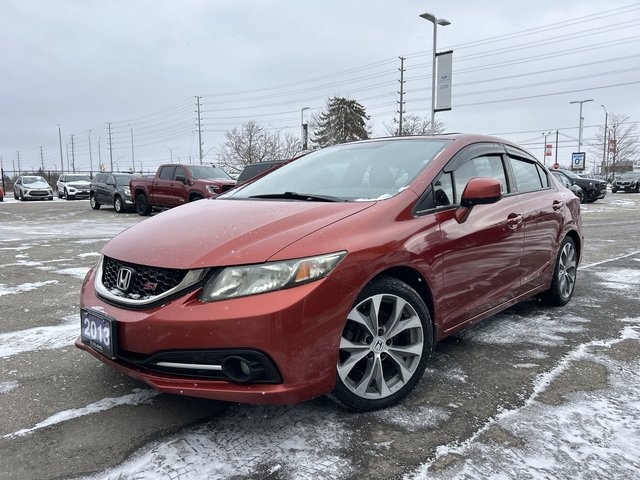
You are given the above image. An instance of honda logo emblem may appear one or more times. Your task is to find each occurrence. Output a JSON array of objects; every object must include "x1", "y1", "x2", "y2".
[{"x1": 116, "y1": 267, "x2": 135, "y2": 292}]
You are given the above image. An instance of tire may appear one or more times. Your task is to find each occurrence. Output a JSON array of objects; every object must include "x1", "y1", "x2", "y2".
[
  {"x1": 90, "y1": 194, "x2": 101, "y2": 210},
  {"x1": 189, "y1": 193, "x2": 203, "y2": 202},
  {"x1": 577, "y1": 190, "x2": 585, "y2": 204},
  {"x1": 611, "y1": 189, "x2": 617, "y2": 193},
  {"x1": 332, "y1": 276, "x2": 433, "y2": 411},
  {"x1": 58, "y1": 189, "x2": 63, "y2": 198},
  {"x1": 136, "y1": 193, "x2": 151, "y2": 216},
  {"x1": 540, "y1": 236, "x2": 578, "y2": 306},
  {"x1": 114, "y1": 196, "x2": 124, "y2": 213},
  {"x1": 18, "y1": 190, "x2": 24, "y2": 201},
  {"x1": 63, "y1": 188, "x2": 68, "y2": 200}
]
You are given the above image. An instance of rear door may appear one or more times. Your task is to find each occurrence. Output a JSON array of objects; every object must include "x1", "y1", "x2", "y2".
[
  {"x1": 152, "y1": 166, "x2": 176, "y2": 206},
  {"x1": 506, "y1": 148, "x2": 564, "y2": 292},
  {"x1": 433, "y1": 144, "x2": 525, "y2": 333}
]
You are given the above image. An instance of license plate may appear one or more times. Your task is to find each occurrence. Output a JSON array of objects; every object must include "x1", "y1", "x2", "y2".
[{"x1": 81, "y1": 309, "x2": 117, "y2": 359}]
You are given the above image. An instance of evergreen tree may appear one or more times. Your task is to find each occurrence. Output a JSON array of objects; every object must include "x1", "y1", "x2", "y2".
[{"x1": 312, "y1": 97, "x2": 370, "y2": 148}]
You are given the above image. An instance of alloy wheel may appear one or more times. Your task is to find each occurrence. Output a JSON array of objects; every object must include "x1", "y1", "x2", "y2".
[
  {"x1": 557, "y1": 241, "x2": 577, "y2": 299},
  {"x1": 338, "y1": 293, "x2": 424, "y2": 400}
]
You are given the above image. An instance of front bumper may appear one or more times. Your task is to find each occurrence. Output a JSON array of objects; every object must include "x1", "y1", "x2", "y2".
[
  {"x1": 66, "y1": 187, "x2": 90, "y2": 198},
  {"x1": 21, "y1": 189, "x2": 53, "y2": 199},
  {"x1": 77, "y1": 268, "x2": 357, "y2": 404}
]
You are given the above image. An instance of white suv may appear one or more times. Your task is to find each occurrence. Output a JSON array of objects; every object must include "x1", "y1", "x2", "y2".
[{"x1": 57, "y1": 174, "x2": 92, "y2": 200}]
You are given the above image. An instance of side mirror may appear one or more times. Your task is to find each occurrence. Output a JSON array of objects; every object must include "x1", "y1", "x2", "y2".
[
  {"x1": 455, "y1": 178, "x2": 502, "y2": 223},
  {"x1": 175, "y1": 175, "x2": 187, "y2": 184}
]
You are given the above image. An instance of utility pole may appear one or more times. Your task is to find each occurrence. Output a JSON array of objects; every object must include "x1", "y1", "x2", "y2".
[
  {"x1": 130, "y1": 126, "x2": 135, "y2": 172},
  {"x1": 569, "y1": 99, "x2": 593, "y2": 154},
  {"x1": 70, "y1": 134, "x2": 76, "y2": 173},
  {"x1": 88, "y1": 130, "x2": 93, "y2": 177},
  {"x1": 196, "y1": 96, "x2": 204, "y2": 164},
  {"x1": 0, "y1": 156, "x2": 4, "y2": 193},
  {"x1": 58, "y1": 125, "x2": 64, "y2": 173},
  {"x1": 554, "y1": 130, "x2": 559, "y2": 165},
  {"x1": 39, "y1": 146, "x2": 44, "y2": 171},
  {"x1": 397, "y1": 56, "x2": 406, "y2": 136},
  {"x1": 108, "y1": 122, "x2": 113, "y2": 172},
  {"x1": 17, "y1": 151, "x2": 21, "y2": 175},
  {"x1": 98, "y1": 137, "x2": 102, "y2": 171}
]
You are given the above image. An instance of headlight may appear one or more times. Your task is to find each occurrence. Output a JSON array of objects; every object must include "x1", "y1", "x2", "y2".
[
  {"x1": 200, "y1": 251, "x2": 346, "y2": 302},
  {"x1": 588, "y1": 181, "x2": 594, "y2": 187},
  {"x1": 206, "y1": 185, "x2": 220, "y2": 194},
  {"x1": 123, "y1": 188, "x2": 131, "y2": 196}
]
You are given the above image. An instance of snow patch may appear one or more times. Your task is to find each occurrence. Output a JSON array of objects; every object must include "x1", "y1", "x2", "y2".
[
  {"x1": 4, "y1": 389, "x2": 159, "y2": 438},
  {"x1": 0, "y1": 380, "x2": 19, "y2": 394},
  {"x1": 54, "y1": 267, "x2": 91, "y2": 279},
  {"x1": 0, "y1": 280, "x2": 58, "y2": 297},
  {"x1": 0, "y1": 313, "x2": 78, "y2": 358},
  {"x1": 374, "y1": 405, "x2": 451, "y2": 432}
]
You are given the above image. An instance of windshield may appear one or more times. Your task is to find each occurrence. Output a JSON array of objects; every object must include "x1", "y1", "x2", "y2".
[
  {"x1": 23, "y1": 176, "x2": 47, "y2": 184},
  {"x1": 188, "y1": 165, "x2": 232, "y2": 181},
  {"x1": 114, "y1": 174, "x2": 137, "y2": 185},
  {"x1": 66, "y1": 175, "x2": 91, "y2": 182},
  {"x1": 562, "y1": 170, "x2": 581, "y2": 180},
  {"x1": 226, "y1": 139, "x2": 449, "y2": 201},
  {"x1": 619, "y1": 172, "x2": 640, "y2": 179}
]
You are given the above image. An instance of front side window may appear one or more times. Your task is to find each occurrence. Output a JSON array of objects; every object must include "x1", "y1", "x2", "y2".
[
  {"x1": 159, "y1": 166, "x2": 175, "y2": 180},
  {"x1": 227, "y1": 139, "x2": 449, "y2": 202},
  {"x1": 452, "y1": 155, "x2": 508, "y2": 203}
]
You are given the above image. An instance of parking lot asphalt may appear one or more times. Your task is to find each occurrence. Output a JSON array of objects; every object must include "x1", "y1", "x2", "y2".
[{"x1": 0, "y1": 194, "x2": 639, "y2": 480}]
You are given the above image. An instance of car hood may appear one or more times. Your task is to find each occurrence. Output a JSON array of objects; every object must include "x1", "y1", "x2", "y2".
[
  {"x1": 68, "y1": 181, "x2": 91, "y2": 187},
  {"x1": 101, "y1": 199, "x2": 374, "y2": 269},
  {"x1": 23, "y1": 181, "x2": 50, "y2": 189}
]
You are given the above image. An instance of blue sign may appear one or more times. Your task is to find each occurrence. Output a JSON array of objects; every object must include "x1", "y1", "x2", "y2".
[{"x1": 571, "y1": 152, "x2": 586, "y2": 171}]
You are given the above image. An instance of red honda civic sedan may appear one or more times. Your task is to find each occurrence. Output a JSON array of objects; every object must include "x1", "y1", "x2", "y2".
[{"x1": 76, "y1": 134, "x2": 582, "y2": 411}]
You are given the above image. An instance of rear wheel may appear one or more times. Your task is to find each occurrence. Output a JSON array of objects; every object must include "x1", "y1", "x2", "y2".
[
  {"x1": 90, "y1": 194, "x2": 101, "y2": 210},
  {"x1": 540, "y1": 236, "x2": 577, "y2": 306},
  {"x1": 332, "y1": 277, "x2": 433, "y2": 411},
  {"x1": 63, "y1": 188, "x2": 68, "y2": 200},
  {"x1": 136, "y1": 193, "x2": 151, "y2": 216}
]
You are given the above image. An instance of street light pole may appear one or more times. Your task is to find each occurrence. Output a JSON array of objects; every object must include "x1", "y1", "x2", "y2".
[
  {"x1": 300, "y1": 107, "x2": 310, "y2": 150},
  {"x1": 88, "y1": 129, "x2": 93, "y2": 177},
  {"x1": 420, "y1": 12, "x2": 451, "y2": 135},
  {"x1": 569, "y1": 99, "x2": 593, "y2": 153},
  {"x1": 600, "y1": 105, "x2": 608, "y2": 176}
]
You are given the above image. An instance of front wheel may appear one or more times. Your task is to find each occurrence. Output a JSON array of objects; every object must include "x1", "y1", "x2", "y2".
[
  {"x1": 136, "y1": 194, "x2": 151, "y2": 216},
  {"x1": 540, "y1": 236, "x2": 578, "y2": 306},
  {"x1": 90, "y1": 194, "x2": 101, "y2": 210},
  {"x1": 114, "y1": 196, "x2": 124, "y2": 213},
  {"x1": 332, "y1": 277, "x2": 433, "y2": 411}
]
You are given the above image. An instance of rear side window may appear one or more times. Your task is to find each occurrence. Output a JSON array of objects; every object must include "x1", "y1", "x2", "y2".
[
  {"x1": 159, "y1": 166, "x2": 176, "y2": 180},
  {"x1": 509, "y1": 157, "x2": 544, "y2": 193}
]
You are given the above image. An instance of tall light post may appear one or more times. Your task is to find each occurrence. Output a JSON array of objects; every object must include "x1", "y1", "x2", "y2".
[
  {"x1": 601, "y1": 105, "x2": 608, "y2": 176},
  {"x1": 164, "y1": 146, "x2": 177, "y2": 163},
  {"x1": 88, "y1": 129, "x2": 93, "y2": 177},
  {"x1": 569, "y1": 99, "x2": 593, "y2": 153},
  {"x1": 419, "y1": 12, "x2": 451, "y2": 134},
  {"x1": 300, "y1": 107, "x2": 310, "y2": 150}
]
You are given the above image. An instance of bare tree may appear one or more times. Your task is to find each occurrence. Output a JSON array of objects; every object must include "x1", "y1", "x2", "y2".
[
  {"x1": 216, "y1": 121, "x2": 301, "y2": 174},
  {"x1": 384, "y1": 113, "x2": 446, "y2": 136},
  {"x1": 588, "y1": 112, "x2": 639, "y2": 175}
]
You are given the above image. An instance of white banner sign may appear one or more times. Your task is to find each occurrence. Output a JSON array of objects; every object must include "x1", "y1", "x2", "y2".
[{"x1": 436, "y1": 51, "x2": 453, "y2": 111}]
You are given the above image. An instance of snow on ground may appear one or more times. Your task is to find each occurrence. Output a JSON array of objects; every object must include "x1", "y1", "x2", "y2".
[
  {"x1": 53, "y1": 267, "x2": 91, "y2": 279},
  {"x1": 0, "y1": 313, "x2": 78, "y2": 358},
  {"x1": 0, "y1": 280, "x2": 58, "y2": 297},
  {"x1": 408, "y1": 321, "x2": 640, "y2": 480},
  {"x1": 0, "y1": 380, "x2": 19, "y2": 394},
  {"x1": 4, "y1": 389, "x2": 160, "y2": 439},
  {"x1": 82, "y1": 405, "x2": 353, "y2": 480}
]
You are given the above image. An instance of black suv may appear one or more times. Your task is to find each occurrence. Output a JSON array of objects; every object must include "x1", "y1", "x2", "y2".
[
  {"x1": 612, "y1": 171, "x2": 640, "y2": 193},
  {"x1": 551, "y1": 168, "x2": 607, "y2": 203},
  {"x1": 90, "y1": 173, "x2": 138, "y2": 213}
]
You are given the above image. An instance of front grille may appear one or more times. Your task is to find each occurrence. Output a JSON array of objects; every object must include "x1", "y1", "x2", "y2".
[
  {"x1": 29, "y1": 190, "x2": 48, "y2": 196},
  {"x1": 102, "y1": 256, "x2": 188, "y2": 300}
]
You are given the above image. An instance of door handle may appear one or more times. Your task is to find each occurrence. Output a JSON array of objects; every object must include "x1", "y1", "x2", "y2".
[
  {"x1": 552, "y1": 200, "x2": 564, "y2": 210},
  {"x1": 506, "y1": 213, "x2": 524, "y2": 229}
]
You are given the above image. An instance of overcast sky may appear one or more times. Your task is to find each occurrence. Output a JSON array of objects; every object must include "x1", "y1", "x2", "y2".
[{"x1": 2, "y1": 0, "x2": 639, "y2": 175}]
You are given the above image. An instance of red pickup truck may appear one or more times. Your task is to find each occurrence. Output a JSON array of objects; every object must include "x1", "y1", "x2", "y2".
[{"x1": 130, "y1": 164, "x2": 236, "y2": 216}]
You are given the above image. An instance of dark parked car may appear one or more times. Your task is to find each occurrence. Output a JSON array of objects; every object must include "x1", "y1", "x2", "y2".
[
  {"x1": 90, "y1": 173, "x2": 139, "y2": 213},
  {"x1": 551, "y1": 170, "x2": 584, "y2": 203},
  {"x1": 236, "y1": 160, "x2": 287, "y2": 186},
  {"x1": 611, "y1": 171, "x2": 640, "y2": 193},
  {"x1": 13, "y1": 176, "x2": 54, "y2": 201},
  {"x1": 57, "y1": 174, "x2": 92, "y2": 199},
  {"x1": 77, "y1": 134, "x2": 582, "y2": 411},
  {"x1": 551, "y1": 168, "x2": 606, "y2": 203}
]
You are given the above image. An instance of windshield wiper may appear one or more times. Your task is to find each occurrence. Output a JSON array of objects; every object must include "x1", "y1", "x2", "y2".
[{"x1": 248, "y1": 191, "x2": 345, "y2": 202}]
